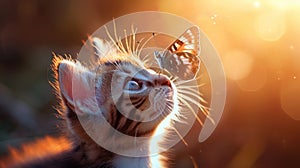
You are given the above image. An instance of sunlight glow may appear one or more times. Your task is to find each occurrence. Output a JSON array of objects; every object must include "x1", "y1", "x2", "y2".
[
  {"x1": 280, "y1": 80, "x2": 300, "y2": 121},
  {"x1": 6, "y1": 136, "x2": 71, "y2": 164},
  {"x1": 223, "y1": 50, "x2": 253, "y2": 81},
  {"x1": 236, "y1": 63, "x2": 267, "y2": 92},
  {"x1": 253, "y1": 1, "x2": 261, "y2": 8},
  {"x1": 254, "y1": 12, "x2": 286, "y2": 41},
  {"x1": 264, "y1": 0, "x2": 300, "y2": 10}
]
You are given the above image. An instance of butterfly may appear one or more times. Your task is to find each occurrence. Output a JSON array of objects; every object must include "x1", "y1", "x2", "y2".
[{"x1": 154, "y1": 26, "x2": 201, "y2": 80}]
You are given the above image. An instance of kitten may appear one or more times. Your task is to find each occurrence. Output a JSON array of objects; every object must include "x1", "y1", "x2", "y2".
[{"x1": 1, "y1": 27, "x2": 205, "y2": 168}]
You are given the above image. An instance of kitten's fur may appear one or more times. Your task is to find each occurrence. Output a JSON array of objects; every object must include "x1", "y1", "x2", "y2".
[
  {"x1": 1, "y1": 38, "x2": 179, "y2": 168},
  {"x1": 1, "y1": 27, "x2": 206, "y2": 167}
]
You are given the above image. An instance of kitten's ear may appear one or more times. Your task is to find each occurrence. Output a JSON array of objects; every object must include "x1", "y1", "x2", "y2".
[{"x1": 57, "y1": 60, "x2": 98, "y2": 115}]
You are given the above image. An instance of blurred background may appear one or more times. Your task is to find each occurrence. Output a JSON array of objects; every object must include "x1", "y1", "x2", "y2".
[{"x1": 0, "y1": 0, "x2": 300, "y2": 167}]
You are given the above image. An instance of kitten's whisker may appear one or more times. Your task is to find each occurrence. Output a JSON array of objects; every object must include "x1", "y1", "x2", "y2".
[
  {"x1": 178, "y1": 91, "x2": 208, "y2": 107},
  {"x1": 176, "y1": 84, "x2": 204, "y2": 89},
  {"x1": 164, "y1": 106, "x2": 172, "y2": 113},
  {"x1": 172, "y1": 127, "x2": 188, "y2": 147},
  {"x1": 178, "y1": 93, "x2": 214, "y2": 124},
  {"x1": 123, "y1": 29, "x2": 131, "y2": 54},
  {"x1": 177, "y1": 90, "x2": 204, "y2": 101},
  {"x1": 177, "y1": 89, "x2": 204, "y2": 101},
  {"x1": 113, "y1": 20, "x2": 121, "y2": 52},
  {"x1": 165, "y1": 99, "x2": 173, "y2": 103},
  {"x1": 131, "y1": 25, "x2": 137, "y2": 54},
  {"x1": 113, "y1": 61, "x2": 123, "y2": 71},
  {"x1": 147, "y1": 61, "x2": 155, "y2": 68},
  {"x1": 178, "y1": 88, "x2": 206, "y2": 99},
  {"x1": 104, "y1": 26, "x2": 124, "y2": 54},
  {"x1": 170, "y1": 76, "x2": 179, "y2": 83},
  {"x1": 190, "y1": 156, "x2": 199, "y2": 168},
  {"x1": 177, "y1": 96, "x2": 204, "y2": 126},
  {"x1": 137, "y1": 34, "x2": 156, "y2": 58},
  {"x1": 203, "y1": 107, "x2": 211, "y2": 116},
  {"x1": 165, "y1": 105, "x2": 172, "y2": 111},
  {"x1": 178, "y1": 94, "x2": 206, "y2": 113},
  {"x1": 135, "y1": 37, "x2": 145, "y2": 53},
  {"x1": 161, "y1": 109, "x2": 172, "y2": 118},
  {"x1": 201, "y1": 109, "x2": 215, "y2": 125},
  {"x1": 104, "y1": 22, "x2": 129, "y2": 55},
  {"x1": 161, "y1": 111, "x2": 168, "y2": 117},
  {"x1": 174, "y1": 75, "x2": 202, "y2": 85},
  {"x1": 117, "y1": 36, "x2": 127, "y2": 54},
  {"x1": 141, "y1": 54, "x2": 151, "y2": 65},
  {"x1": 128, "y1": 30, "x2": 132, "y2": 55},
  {"x1": 174, "y1": 78, "x2": 196, "y2": 85}
]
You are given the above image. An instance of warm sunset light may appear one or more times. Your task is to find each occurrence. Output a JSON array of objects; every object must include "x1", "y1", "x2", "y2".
[
  {"x1": 280, "y1": 79, "x2": 300, "y2": 120},
  {"x1": 2, "y1": 137, "x2": 71, "y2": 166},
  {"x1": 223, "y1": 50, "x2": 253, "y2": 81},
  {"x1": 236, "y1": 62, "x2": 267, "y2": 92},
  {"x1": 1, "y1": 0, "x2": 300, "y2": 167},
  {"x1": 254, "y1": 12, "x2": 286, "y2": 41},
  {"x1": 253, "y1": 1, "x2": 261, "y2": 8}
]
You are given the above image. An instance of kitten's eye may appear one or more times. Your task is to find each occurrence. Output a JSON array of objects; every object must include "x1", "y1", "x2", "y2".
[{"x1": 125, "y1": 80, "x2": 142, "y2": 91}]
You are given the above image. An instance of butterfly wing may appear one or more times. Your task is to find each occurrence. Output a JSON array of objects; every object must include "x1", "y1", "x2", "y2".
[{"x1": 154, "y1": 26, "x2": 200, "y2": 80}]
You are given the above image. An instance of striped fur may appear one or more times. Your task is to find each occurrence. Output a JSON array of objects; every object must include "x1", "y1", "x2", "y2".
[
  {"x1": 1, "y1": 28, "x2": 206, "y2": 167},
  {"x1": 51, "y1": 44, "x2": 176, "y2": 167}
]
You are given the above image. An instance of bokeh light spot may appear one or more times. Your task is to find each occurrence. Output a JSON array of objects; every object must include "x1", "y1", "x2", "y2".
[
  {"x1": 253, "y1": 1, "x2": 261, "y2": 8},
  {"x1": 210, "y1": 14, "x2": 218, "y2": 25},
  {"x1": 236, "y1": 62, "x2": 267, "y2": 92},
  {"x1": 280, "y1": 80, "x2": 300, "y2": 120},
  {"x1": 254, "y1": 12, "x2": 286, "y2": 41},
  {"x1": 223, "y1": 50, "x2": 254, "y2": 80}
]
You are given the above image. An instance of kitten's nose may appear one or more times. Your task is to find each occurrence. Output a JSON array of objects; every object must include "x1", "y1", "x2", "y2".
[{"x1": 154, "y1": 75, "x2": 172, "y2": 87}]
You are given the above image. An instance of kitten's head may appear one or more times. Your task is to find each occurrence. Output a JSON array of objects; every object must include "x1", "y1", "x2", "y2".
[{"x1": 53, "y1": 38, "x2": 177, "y2": 140}]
